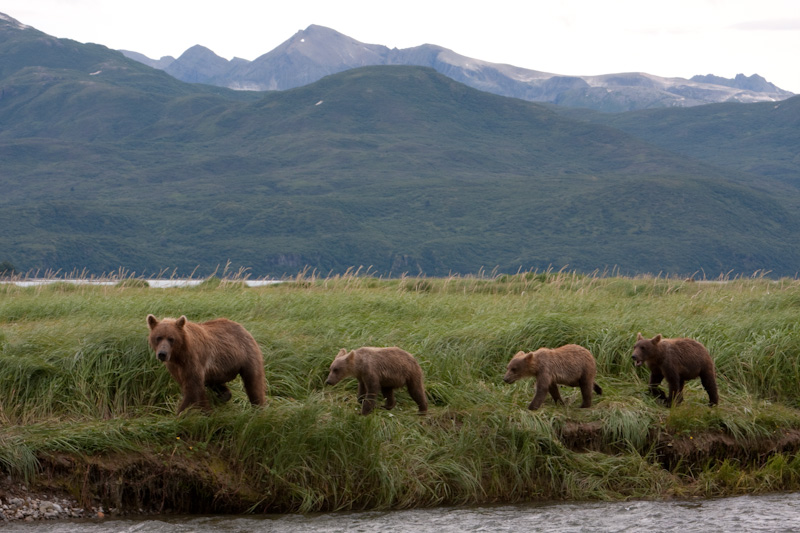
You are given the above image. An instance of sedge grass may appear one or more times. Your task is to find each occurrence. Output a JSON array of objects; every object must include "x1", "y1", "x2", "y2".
[{"x1": 3, "y1": 272, "x2": 800, "y2": 511}]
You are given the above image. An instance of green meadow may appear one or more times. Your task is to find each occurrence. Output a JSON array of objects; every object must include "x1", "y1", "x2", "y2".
[{"x1": 2, "y1": 271, "x2": 800, "y2": 513}]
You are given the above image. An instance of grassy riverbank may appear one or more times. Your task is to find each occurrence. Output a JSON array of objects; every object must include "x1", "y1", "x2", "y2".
[{"x1": 2, "y1": 271, "x2": 800, "y2": 514}]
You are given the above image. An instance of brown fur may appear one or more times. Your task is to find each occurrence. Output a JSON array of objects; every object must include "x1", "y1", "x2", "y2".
[
  {"x1": 503, "y1": 344, "x2": 602, "y2": 410},
  {"x1": 632, "y1": 333, "x2": 718, "y2": 407},
  {"x1": 325, "y1": 347, "x2": 428, "y2": 415},
  {"x1": 146, "y1": 314, "x2": 266, "y2": 414}
]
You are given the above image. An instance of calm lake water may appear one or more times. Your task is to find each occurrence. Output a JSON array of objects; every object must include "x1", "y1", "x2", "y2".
[{"x1": 5, "y1": 493, "x2": 800, "y2": 532}]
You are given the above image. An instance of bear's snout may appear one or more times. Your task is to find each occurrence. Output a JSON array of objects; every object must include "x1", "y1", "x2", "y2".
[
  {"x1": 632, "y1": 355, "x2": 643, "y2": 367},
  {"x1": 157, "y1": 351, "x2": 169, "y2": 362}
]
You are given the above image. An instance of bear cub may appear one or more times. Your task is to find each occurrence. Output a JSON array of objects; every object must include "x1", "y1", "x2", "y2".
[
  {"x1": 325, "y1": 347, "x2": 428, "y2": 415},
  {"x1": 147, "y1": 314, "x2": 266, "y2": 414},
  {"x1": 504, "y1": 344, "x2": 602, "y2": 410},
  {"x1": 632, "y1": 333, "x2": 718, "y2": 407}
]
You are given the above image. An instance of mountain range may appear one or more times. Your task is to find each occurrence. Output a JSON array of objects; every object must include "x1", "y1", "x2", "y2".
[
  {"x1": 2, "y1": 12, "x2": 800, "y2": 277},
  {"x1": 121, "y1": 24, "x2": 794, "y2": 113}
]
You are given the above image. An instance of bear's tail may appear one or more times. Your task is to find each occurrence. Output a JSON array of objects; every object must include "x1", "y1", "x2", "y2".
[{"x1": 593, "y1": 383, "x2": 603, "y2": 395}]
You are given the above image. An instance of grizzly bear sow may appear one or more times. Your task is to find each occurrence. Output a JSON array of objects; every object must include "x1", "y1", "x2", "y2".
[
  {"x1": 632, "y1": 333, "x2": 718, "y2": 407},
  {"x1": 504, "y1": 344, "x2": 602, "y2": 410},
  {"x1": 325, "y1": 347, "x2": 428, "y2": 415},
  {"x1": 146, "y1": 314, "x2": 266, "y2": 414}
]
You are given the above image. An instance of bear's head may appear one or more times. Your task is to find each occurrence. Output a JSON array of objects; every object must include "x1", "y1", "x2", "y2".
[
  {"x1": 325, "y1": 348, "x2": 355, "y2": 385},
  {"x1": 147, "y1": 314, "x2": 187, "y2": 363},
  {"x1": 632, "y1": 333, "x2": 662, "y2": 367},
  {"x1": 504, "y1": 350, "x2": 537, "y2": 383}
]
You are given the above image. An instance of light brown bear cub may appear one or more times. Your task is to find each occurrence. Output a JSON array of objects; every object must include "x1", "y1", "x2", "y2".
[
  {"x1": 147, "y1": 314, "x2": 266, "y2": 414},
  {"x1": 325, "y1": 347, "x2": 428, "y2": 415},
  {"x1": 632, "y1": 333, "x2": 718, "y2": 407},
  {"x1": 504, "y1": 344, "x2": 602, "y2": 410}
]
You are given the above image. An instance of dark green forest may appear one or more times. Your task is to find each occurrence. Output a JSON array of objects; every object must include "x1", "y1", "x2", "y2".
[{"x1": 2, "y1": 15, "x2": 799, "y2": 277}]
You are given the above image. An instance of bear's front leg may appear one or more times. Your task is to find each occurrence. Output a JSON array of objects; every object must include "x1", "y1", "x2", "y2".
[
  {"x1": 648, "y1": 369, "x2": 668, "y2": 403},
  {"x1": 665, "y1": 376, "x2": 685, "y2": 407},
  {"x1": 661, "y1": 370, "x2": 685, "y2": 407},
  {"x1": 528, "y1": 380, "x2": 551, "y2": 410},
  {"x1": 178, "y1": 375, "x2": 211, "y2": 414},
  {"x1": 548, "y1": 383, "x2": 564, "y2": 405},
  {"x1": 357, "y1": 381, "x2": 367, "y2": 404},
  {"x1": 359, "y1": 378, "x2": 380, "y2": 415}
]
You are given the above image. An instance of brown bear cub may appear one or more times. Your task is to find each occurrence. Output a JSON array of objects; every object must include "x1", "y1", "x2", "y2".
[
  {"x1": 325, "y1": 347, "x2": 428, "y2": 415},
  {"x1": 632, "y1": 333, "x2": 718, "y2": 407},
  {"x1": 147, "y1": 314, "x2": 266, "y2": 414},
  {"x1": 503, "y1": 344, "x2": 602, "y2": 410}
]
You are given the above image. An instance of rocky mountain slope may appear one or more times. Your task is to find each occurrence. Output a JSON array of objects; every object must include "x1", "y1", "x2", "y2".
[{"x1": 122, "y1": 24, "x2": 794, "y2": 112}]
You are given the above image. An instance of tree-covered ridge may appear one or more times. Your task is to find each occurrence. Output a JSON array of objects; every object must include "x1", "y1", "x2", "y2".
[{"x1": 1, "y1": 18, "x2": 799, "y2": 277}]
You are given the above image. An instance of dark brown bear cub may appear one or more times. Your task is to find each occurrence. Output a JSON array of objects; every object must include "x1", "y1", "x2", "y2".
[
  {"x1": 503, "y1": 344, "x2": 602, "y2": 410},
  {"x1": 632, "y1": 333, "x2": 718, "y2": 407},
  {"x1": 147, "y1": 314, "x2": 266, "y2": 414},
  {"x1": 325, "y1": 347, "x2": 428, "y2": 415}
]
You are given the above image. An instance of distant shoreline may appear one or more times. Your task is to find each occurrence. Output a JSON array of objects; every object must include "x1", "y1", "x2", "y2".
[{"x1": 0, "y1": 279, "x2": 283, "y2": 288}]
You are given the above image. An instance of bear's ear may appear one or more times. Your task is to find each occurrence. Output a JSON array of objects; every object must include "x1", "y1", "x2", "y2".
[
  {"x1": 525, "y1": 351, "x2": 535, "y2": 361},
  {"x1": 347, "y1": 350, "x2": 355, "y2": 361},
  {"x1": 636, "y1": 332, "x2": 643, "y2": 340},
  {"x1": 652, "y1": 334, "x2": 662, "y2": 344},
  {"x1": 514, "y1": 350, "x2": 526, "y2": 358},
  {"x1": 337, "y1": 348, "x2": 348, "y2": 358},
  {"x1": 176, "y1": 316, "x2": 187, "y2": 328},
  {"x1": 147, "y1": 314, "x2": 158, "y2": 330}
]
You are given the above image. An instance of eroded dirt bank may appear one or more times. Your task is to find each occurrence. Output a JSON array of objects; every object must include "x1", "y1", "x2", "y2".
[{"x1": 5, "y1": 425, "x2": 800, "y2": 522}]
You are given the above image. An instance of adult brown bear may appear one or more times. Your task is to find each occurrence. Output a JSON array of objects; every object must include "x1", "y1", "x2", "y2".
[
  {"x1": 503, "y1": 344, "x2": 602, "y2": 409},
  {"x1": 632, "y1": 333, "x2": 718, "y2": 407},
  {"x1": 146, "y1": 314, "x2": 266, "y2": 414},
  {"x1": 325, "y1": 347, "x2": 428, "y2": 415}
]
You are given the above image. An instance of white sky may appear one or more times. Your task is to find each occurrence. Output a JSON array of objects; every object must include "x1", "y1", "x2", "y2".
[{"x1": 3, "y1": 0, "x2": 800, "y2": 92}]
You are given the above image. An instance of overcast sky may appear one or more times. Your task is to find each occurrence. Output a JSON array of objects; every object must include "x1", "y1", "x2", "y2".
[{"x1": 3, "y1": 0, "x2": 800, "y2": 92}]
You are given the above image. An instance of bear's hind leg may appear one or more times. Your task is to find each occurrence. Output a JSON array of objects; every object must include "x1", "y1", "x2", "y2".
[
  {"x1": 381, "y1": 387, "x2": 396, "y2": 410},
  {"x1": 700, "y1": 370, "x2": 719, "y2": 406},
  {"x1": 209, "y1": 383, "x2": 232, "y2": 403},
  {"x1": 239, "y1": 366, "x2": 266, "y2": 406},
  {"x1": 407, "y1": 381, "x2": 428, "y2": 414},
  {"x1": 579, "y1": 379, "x2": 594, "y2": 408}
]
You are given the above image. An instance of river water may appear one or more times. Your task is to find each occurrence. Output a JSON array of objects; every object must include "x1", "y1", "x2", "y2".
[
  {"x1": 2, "y1": 279, "x2": 282, "y2": 288},
  {"x1": 5, "y1": 493, "x2": 800, "y2": 532}
]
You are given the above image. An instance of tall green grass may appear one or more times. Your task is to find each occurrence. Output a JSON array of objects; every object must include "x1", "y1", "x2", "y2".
[{"x1": 2, "y1": 272, "x2": 800, "y2": 512}]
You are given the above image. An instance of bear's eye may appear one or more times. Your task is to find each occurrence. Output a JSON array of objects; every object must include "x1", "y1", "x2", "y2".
[
  {"x1": 167, "y1": 337, "x2": 175, "y2": 343},
  {"x1": 156, "y1": 336, "x2": 163, "y2": 343}
]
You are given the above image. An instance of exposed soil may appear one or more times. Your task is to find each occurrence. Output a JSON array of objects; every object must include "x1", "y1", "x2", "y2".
[
  {"x1": 559, "y1": 421, "x2": 800, "y2": 470},
  {"x1": 4, "y1": 426, "x2": 800, "y2": 521}
]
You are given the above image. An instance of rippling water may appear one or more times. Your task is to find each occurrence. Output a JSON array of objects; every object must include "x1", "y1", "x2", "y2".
[{"x1": 6, "y1": 493, "x2": 800, "y2": 532}]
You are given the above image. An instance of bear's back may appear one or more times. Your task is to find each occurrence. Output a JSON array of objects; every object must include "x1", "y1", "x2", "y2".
[
  {"x1": 662, "y1": 338, "x2": 713, "y2": 373},
  {"x1": 354, "y1": 347, "x2": 422, "y2": 381},
  {"x1": 544, "y1": 345, "x2": 596, "y2": 381}
]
